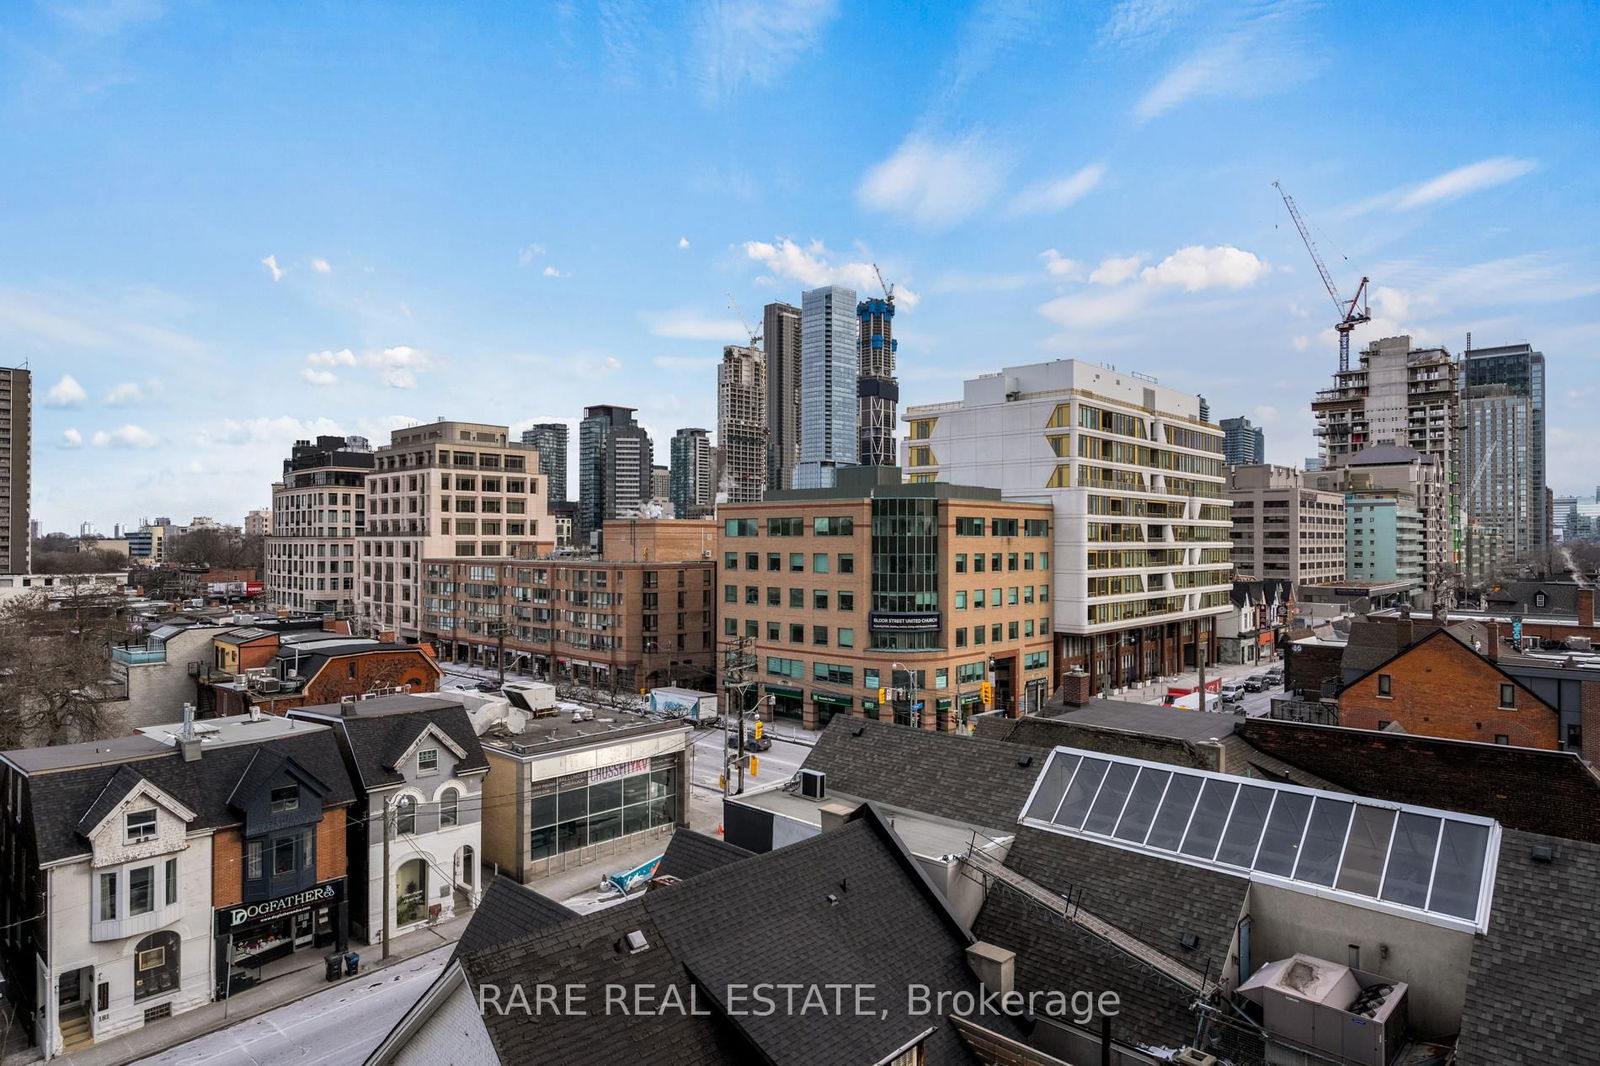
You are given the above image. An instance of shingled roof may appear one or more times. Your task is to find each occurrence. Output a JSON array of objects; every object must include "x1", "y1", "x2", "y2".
[
  {"x1": 1456, "y1": 829, "x2": 1600, "y2": 1064},
  {"x1": 456, "y1": 808, "x2": 1019, "y2": 1066},
  {"x1": 451, "y1": 876, "x2": 578, "y2": 962},
  {"x1": 802, "y1": 714, "x2": 1040, "y2": 830},
  {"x1": 293, "y1": 695, "x2": 488, "y2": 790},
  {"x1": 972, "y1": 826, "x2": 1247, "y2": 1050},
  {"x1": 654, "y1": 829, "x2": 752, "y2": 882},
  {"x1": 24, "y1": 729, "x2": 355, "y2": 864}
]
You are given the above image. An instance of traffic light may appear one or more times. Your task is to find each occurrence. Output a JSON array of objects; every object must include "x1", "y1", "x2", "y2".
[
  {"x1": 980, "y1": 681, "x2": 994, "y2": 706},
  {"x1": 877, "y1": 687, "x2": 888, "y2": 704},
  {"x1": 753, "y1": 719, "x2": 764, "y2": 740},
  {"x1": 748, "y1": 756, "x2": 759, "y2": 777}
]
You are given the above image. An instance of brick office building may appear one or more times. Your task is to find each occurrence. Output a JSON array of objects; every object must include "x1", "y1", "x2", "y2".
[{"x1": 717, "y1": 466, "x2": 1054, "y2": 730}]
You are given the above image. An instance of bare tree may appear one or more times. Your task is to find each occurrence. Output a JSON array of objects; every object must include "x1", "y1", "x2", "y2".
[{"x1": 0, "y1": 585, "x2": 134, "y2": 748}]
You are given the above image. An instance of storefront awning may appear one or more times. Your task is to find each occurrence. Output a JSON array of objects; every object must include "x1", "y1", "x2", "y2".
[
  {"x1": 764, "y1": 684, "x2": 803, "y2": 699},
  {"x1": 959, "y1": 692, "x2": 983, "y2": 706},
  {"x1": 811, "y1": 691, "x2": 853, "y2": 708}
]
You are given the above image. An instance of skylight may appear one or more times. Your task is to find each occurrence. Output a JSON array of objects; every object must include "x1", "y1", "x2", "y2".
[{"x1": 1021, "y1": 747, "x2": 1499, "y2": 930}]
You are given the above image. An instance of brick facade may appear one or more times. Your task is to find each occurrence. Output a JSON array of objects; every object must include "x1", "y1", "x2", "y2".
[
  {"x1": 1339, "y1": 629, "x2": 1560, "y2": 748},
  {"x1": 212, "y1": 812, "x2": 348, "y2": 908}
]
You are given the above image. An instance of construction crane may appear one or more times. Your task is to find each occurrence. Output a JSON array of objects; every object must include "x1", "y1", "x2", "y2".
[
  {"x1": 872, "y1": 263, "x2": 894, "y2": 304},
  {"x1": 726, "y1": 292, "x2": 760, "y2": 349},
  {"x1": 1274, "y1": 181, "x2": 1370, "y2": 373}
]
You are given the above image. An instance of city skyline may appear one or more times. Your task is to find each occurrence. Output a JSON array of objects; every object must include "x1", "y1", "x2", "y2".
[{"x1": 4, "y1": 2, "x2": 1598, "y2": 528}]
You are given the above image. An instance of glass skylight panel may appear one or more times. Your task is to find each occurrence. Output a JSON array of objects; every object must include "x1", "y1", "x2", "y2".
[
  {"x1": 1179, "y1": 779, "x2": 1239, "y2": 860},
  {"x1": 1021, "y1": 747, "x2": 1498, "y2": 928},
  {"x1": 1145, "y1": 774, "x2": 1203, "y2": 850},
  {"x1": 1380, "y1": 812, "x2": 1443, "y2": 909},
  {"x1": 1082, "y1": 762, "x2": 1140, "y2": 835},
  {"x1": 1054, "y1": 757, "x2": 1109, "y2": 830},
  {"x1": 1429, "y1": 820, "x2": 1491, "y2": 920},
  {"x1": 1112, "y1": 768, "x2": 1170, "y2": 844},
  {"x1": 1294, "y1": 798, "x2": 1354, "y2": 887},
  {"x1": 1254, "y1": 791, "x2": 1313, "y2": 877},
  {"x1": 1215, "y1": 785, "x2": 1274, "y2": 867}
]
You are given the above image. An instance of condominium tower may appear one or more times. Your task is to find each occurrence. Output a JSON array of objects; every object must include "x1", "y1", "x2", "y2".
[
  {"x1": 904, "y1": 360, "x2": 1232, "y2": 694},
  {"x1": 520, "y1": 422, "x2": 569, "y2": 505},
  {"x1": 763, "y1": 302, "x2": 802, "y2": 492},
  {"x1": 1462, "y1": 341, "x2": 1546, "y2": 560},
  {"x1": 717, "y1": 344, "x2": 767, "y2": 504},
  {"x1": 669, "y1": 428, "x2": 713, "y2": 519},
  {"x1": 578, "y1": 405, "x2": 652, "y2": 542},
  {"x1": 856, "y1": 291, "x2": 899, "y2": 467},
  {"x1": 267, "y1": 435, "x2": 374, "y2": 615},
  {"x1": 1219, "y1": 416, "x2": 1265, "y2": 467},
  {"x1": 0, "y1": 366, "x2": 30, "y2": 575},
  {"x1": 1226, "y1": 464, "x2": 1345, "y2": 587},
  {"x1": 794, "y1": 285, "x2": 859, "y2": 490}
]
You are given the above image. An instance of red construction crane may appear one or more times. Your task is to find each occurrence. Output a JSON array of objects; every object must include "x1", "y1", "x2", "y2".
[{"x1": 1274, "y1": 181, "x2": 1370, "y2": 373}]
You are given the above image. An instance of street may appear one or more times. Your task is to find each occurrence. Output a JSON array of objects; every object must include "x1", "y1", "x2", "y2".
[
  {"x1": 129, "y1": 945, "x2": 451, "y2": 1066},
  {"x1": 687, "y1": 722, "x2": 812, "y2": 793}
]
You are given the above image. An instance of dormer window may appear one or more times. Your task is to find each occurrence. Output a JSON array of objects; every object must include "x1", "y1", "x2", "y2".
[
  {"x1": 417, "y1": 748, "x2": 439, "y2": 777},
  {"x1": 1536, "y1": 592, "x2": 1547, "y2": 608},
  {"x1": 271, "y1": 785, "x2": 300, "y2": 813},
  {"x1": 125, "y1": 810, "x2": 157, "y2": 844}
]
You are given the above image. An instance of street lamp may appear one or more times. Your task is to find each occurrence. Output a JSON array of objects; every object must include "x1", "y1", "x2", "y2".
[{"x1": 890, "y1": 661, "x2": 920, "y2": 729}]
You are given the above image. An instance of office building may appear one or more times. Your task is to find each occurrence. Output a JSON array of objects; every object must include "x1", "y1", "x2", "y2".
[
  {"x1": 518, "y1": 423, "x2": 568, "y2": 505},
  {"x1": 1312, "y1": 444, "x2": 1446, "y2": 597},
  {"x1": 856, "y1": 290, "x2": 898, "y2": 467},
  {"x1": 1227, "y1": 464, "x2": 1345, "y2": 586},
  {"x1": 763, "y1": 301, "x2": 802, "y2": 492},
  {"x1": 359, "y1": 421, "x2": 551, "y2": 641},
  {"x1": 794, "y1": 285, "x2": 859, "y2": 489},
  {"x1": 1219, "y1": 415, "x2": 1265, "y2": 466},
  {"x1": 1304, "y1": 456, "x2": 1325, "y2": 472},
  {"x1": 668, "y1": 427, "x2": 712, "y2": 519},
  {"x1": 244, "y1": 509, "x2": 272, "y2": 538},
  {"x1": 649, "y1": 465, "x2": 671, "y2": 508},
  {"x1": 0, "y1": 366, "x2": 30, "y2": 575},
  {"x1": 904, "y1": 360, "x2": 1232, "y2": 693},
  {"x1": 717, "y1": 344, "x2": 767, "y2": 504},
  {"x1": 1463, "y1": 341, "x2": 1547, "y2": 559},
  {"x1": 577, "y1": 405, "x2": 652, "y2": 543},
  {"x1": 1312, "y1": 335, "x2": 1461, "y2": 570},
  {"x1": 267, "y1": 435, "x2": 374, "y2": 616},
  {"x1": 718, "y1": 466, "x2": 1054, "y2": 730}
]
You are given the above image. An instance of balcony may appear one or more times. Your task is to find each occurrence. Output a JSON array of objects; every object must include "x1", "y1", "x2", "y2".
[{"x1": 112, "y1": 644, "x2": 167, "y2": 666}]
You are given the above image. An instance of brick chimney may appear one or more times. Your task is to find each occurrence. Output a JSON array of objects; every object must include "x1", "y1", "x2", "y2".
[
  {"x1": 1062, "y1": 668, "x2": 1092, "y2": 707},
  {"x1": 1581, "y1": 682, "x2": 1600, "y2": 766},
  {"x1": 1484, "y1": 622, "x2": 1500, "y2": 662},
  {"x1": 1579, "y1": 587, "x2": 1595, "y2": 629}
]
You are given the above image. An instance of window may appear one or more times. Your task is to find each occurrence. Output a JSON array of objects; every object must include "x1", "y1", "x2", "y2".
[
  {"x1": 789, "y1": 553, "x2": 805, "y2": 572},
  {"x1": 396, "y1": 795, "x2": 417, "y2": 835},
  {"x1": 864, "y1": 668, "x2": 880, "y2": 690},
  {"x1": 165, "y1": 858, "x2": 177, "y2": 906},
  {"x1": 838, "y1": 591, "x2": 855, "y2": 611},
  {"x1": 134, "y1": 932, "x2": 180, "y2": 1002},
  {"x1": 790, "y1": 623, "x2": 805, "y2": 644},
  {"x1": 838, "y1": 554, "x2": 855, "y2": 574},
  {"x1": 125, "y1": 810, "x2": 157, "y2": 844},
  {"x1": 837, "y1": 628, "x2": 854, "y2": 649},
  {"x1": 1495, "y1": 734, "x2": 1510, "y2": 745},
  {"x1": 956, "y1": 628, "x2": 967, "y2": 648},
  {"x1": 812, "y1": 553, "x2": 830, "y2": 574},
  {"x1": 1499, "y1": 684, "x2": 1515, "y2": 709},
  {"x1": 99, "y1": 872, "x2": 118, "y2": 921},
  {"x1": 813, "y1": 516, "x2": 854, "y2": 536},
  {"x1": 724, "y1": 518, "x2": 757, "y2": 537},
  {"x1": 273, "y1": 836, "x2": 297, "y2": 875},
  {"x1": 767, "y1": 517, "x2": 803, "y2": 536},
  {"x1": 1377, "y1": 674, "x2": 1392, "y2": 697},
  {"x1": 418, "y1": 748, "x2": 439, "y2": 776},
  {"x1": 270, "y1": 785, "x2": 299, "y2": 813},
  {"x1": 813, "y1": 590, "x2": 829, "y2": 609},
  {"x1": 129, "y1": 866, "x2": 154, "y2": 915},
  {"x1": 956, "y1": 517, "x2": 985, "y2": 536},
  {"x1": 991, "y1": 518, "x2": 1019, "y2": 537},
  {"x1": 723, "y1": 552, "x2": 738, "y2": 570},
  {"x1": 246, "y1": 841, "x2": 263, "y2": 880},
  {"x1": 955, "y1": 590, "x2": 967, "y2": 609},
  {"x1": 812, "y1": 626, "x2": 828, "y2": 646},
  {"x1": 955, "y1": 553, "x2": 967, "y2": 574},
  {"x1": 440, "y1": 788, "x2": 460, "y2": 828}
]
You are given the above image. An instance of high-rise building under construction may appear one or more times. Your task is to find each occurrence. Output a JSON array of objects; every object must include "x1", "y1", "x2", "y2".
[
  {"x1": 857, "y1": 291, "x2": 898, "y2": 467},
  {"x1": 718, "y1": 345, "x2": 767, "y2": 504}
]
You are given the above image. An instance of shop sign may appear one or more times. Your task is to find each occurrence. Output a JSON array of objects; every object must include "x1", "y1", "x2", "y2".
[
  {"x1": 589, "y1": 758, "x2": 650, "y2": 785},
  {"x1": 868, "y1": 611, "x2": 942, "y2": 633},
  {"x1": 217, "y1": 880, "x2": 344, "y2": 932}
]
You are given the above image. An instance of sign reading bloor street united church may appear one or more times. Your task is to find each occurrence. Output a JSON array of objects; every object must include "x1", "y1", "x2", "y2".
[
  {"x1": 216, "y1": 879, "x2": 344, "y2": 933},
  {"x1": 868, "y1": 611, "x2": 943, "y2": 634}
]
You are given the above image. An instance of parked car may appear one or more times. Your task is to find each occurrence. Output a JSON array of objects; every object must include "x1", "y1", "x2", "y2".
[
  {"x1": 1265, "y1": 665, "x2": 1284, "y2": 685},
  {"x1": 727, "y1": 731, "x2": 772, "y2": 752},
  {"x1": 1220, "y1": 683, "x2": 1247, "y2": 704},
  {"x1": 1243, "y1": 674, "x2": 1270, "y2": 692},
  {"x1": 474, "y1": 680, "x2": 502, "y2": 692}
]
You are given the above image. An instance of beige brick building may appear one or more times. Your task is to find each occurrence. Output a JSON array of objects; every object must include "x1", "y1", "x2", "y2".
[
  {"x1": 1227, "y1": 464, "x2": 1346, "y2": 587},
  {"x1": 717, "y1": 467, "x2": 1053, "y2": 731}
]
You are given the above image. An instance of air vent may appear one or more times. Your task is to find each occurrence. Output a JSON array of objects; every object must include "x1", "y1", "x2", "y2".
[
  {"x1": 1178, "y1": 931, "x2": 1200, "y2": 951},
  {"x1": 798, "y1": 769, "x2": 826, "y2": 799},
  {"x1": 1531, "y1": 845, "x2": 1555, "y2": 864},
  {"x1": 620, "y1": 930, "x2": 649, "y2": 954}
]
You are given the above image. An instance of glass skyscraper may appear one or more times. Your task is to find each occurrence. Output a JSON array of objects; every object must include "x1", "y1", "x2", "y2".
[
  {"x1": 794, "y1": 285, "x2": 859, "y2": 489},
  {"x1": 1462, "y1": 342, "x2": 1547, "y2": 556}
]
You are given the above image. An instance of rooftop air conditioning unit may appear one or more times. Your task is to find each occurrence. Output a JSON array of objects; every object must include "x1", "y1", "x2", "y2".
[
  {"x1": 1172, "y1": 1051, "x2": 1217, "y2": 1066},
  {"x1": 798, "y1": 769, "x2": 826, "y2": 800},
  {"x1": 258, "y1": 678, "x2": 281, "y2": 693}
]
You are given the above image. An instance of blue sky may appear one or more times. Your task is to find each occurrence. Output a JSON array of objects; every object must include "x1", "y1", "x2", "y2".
[{"x1": 5, "y1": 0, "x2": 1598, "y2": 531}]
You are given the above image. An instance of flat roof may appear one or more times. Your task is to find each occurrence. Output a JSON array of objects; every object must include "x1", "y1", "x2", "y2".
[
  {"x1": 480, "y1": 707, "x2": 688, "y2": 757},
  {"x1": 294, "y1": 693, "x2": 463, "y2": 719},
  {"x1": 1044, "y1": 699, "x2": 1241, "y2": 743},
  {"x1": 4, "y1": 734, "x2": 170, "y2": 773},
  {"x1": 732, "y1": 785, "x2": 1011, "y2": 861},
  {"x1": 137, "y1": 713, "x2": 328, "y2": 749}
]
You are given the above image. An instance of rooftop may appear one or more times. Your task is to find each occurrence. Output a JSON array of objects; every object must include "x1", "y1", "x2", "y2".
[
  {"x1": 479, "y1": 705, "x2": 689, "y2": 758},
  {"x1": 137, "y1": 713, "x2": 327, "y2": 749},
  {"x1": 731, "y1": 784, "x2": 1011, "y2": 861},
  {"x1": 1037, "y1": 699, "x2": 1241, "y2": 743}
]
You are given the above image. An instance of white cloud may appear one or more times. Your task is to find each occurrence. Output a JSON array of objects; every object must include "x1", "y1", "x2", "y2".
[
  {"x1": 1139, "y1": 245, "x2": 1267, "y2": 291},
  {"x1": 1252, "y1": 404, "x2": 1280, "y2": 425},
  {"x1": 365, "y1": 345, "x2": 430, "y2": 389},
  {"x1": 61, "y1": 428, "x2": 83, "y2": 449},
  {"x1": 642, "y1": 310, "x2": 744, "y2": 341},
  {"x1": 260, "y1": 254, "x2": 284, "y2": 282},
  {"x1": 857, "y1": 134, "x2": 1008, "y2": 229},
  {"x1": 1039, "y1": 285, "x2": 1154, "y2": 330},
  {"x1": 52, "y1": 0, "x2": 165, "y2": 37},
  {"x1": 517, "y1": 243, "x2": 546, "y2": 267},
  {"x1": 541, "y1": 266, "x2": 566, "y2": 278},
  {"x1": 46, "y1": 374, "x2": 88, "y2": 407},
  {"x1": 742, "y1": 238, "x2": 919, "y2": 309},
  {"x1": 678, "y1": 237, "x2": 691, "y2": 249},
  {"x1": 104, "y1": 382, "x2": 145, "y2": 405},
  {"x1": 1090, "y1": 255, "x2": 1145, "y2": 286},
  {"x1": 1100, "y1": 0, "x2": 1195, "y2": 46},
  {"x1": 311, "y1": 257, "x2": 332, "y2": 274},
  {"x1": 1132, "y1": 1, "x2": 1318, "y2": 122},
  {"x1": 1395, "y1": 157, "x2": 1537, "y2": 211},
  {"x1": 1291, "y1": 335, "x2": 1310, "y2": 351},
  {"x1": 1007, "y1": 163, "x2": 1106, "y2": 216},
  {"x1": 305, "y1": 348, "x2": 357, "y2": 367},
  {"x1": 90, "y1": 424, "x2": 158, "y2": 449},
  {"x1": 300, "y1": 368, "x2": 339, "y2": 386},
  {"x1": 1040, "y1": 249, "x2": 1085, "y2": 279},
  {"x1": 692, "y1": 0, "x2": 839, "y2": 102}
]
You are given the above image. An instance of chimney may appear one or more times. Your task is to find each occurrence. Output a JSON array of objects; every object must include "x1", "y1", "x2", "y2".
[
  {"x1": 818, "y1": 802, "x2": 855, "y2": 833},
  {"x1": 1582, "y1": 682, "x2": 1600, "y2": 767},
  {"x1": 1062, "y1": 668, "x2": 1093, "y2": 708},
  {"x1": 1484, "y1": 622, "x2": 1500, "y2": 662},
  {"x1": 1395, "y1": 617, "x2": 1415, "y2": 649},
  {"x1": 1580, "y1": 587, "x2": 1595, "y2": 629},
  {"x1": 178, "y1": 702, "x2": 196, "y2": 742},
  {"x1": 340, "y1": 695, "x2": 358, "y2": 717},
  {"x1": 966, "y1": 942, "x2": 1016, "y2": 998}
]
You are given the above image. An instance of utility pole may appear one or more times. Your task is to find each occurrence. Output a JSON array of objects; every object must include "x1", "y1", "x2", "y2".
[
  {"x1": 1196, "y1": 643, "x2": 1208, "y2": 713},
  {"x1": 380, "y1": 795, "x2": 392, "y2": 960},
  {"x1": 490, "y1": 621, "x2": 509, "y2": 688},
  {"x1": 720, "y1": 636, "x2": 756, "y2": 795}
]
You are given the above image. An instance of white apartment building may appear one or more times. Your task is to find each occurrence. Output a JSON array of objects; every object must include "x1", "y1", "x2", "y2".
[
  {"x1": 359, "y1": 421, "x2": 551, "y2": 641},
  {"x1": 903, "y1": 360, "x2": 1232, "y2": 690},
  {"x1": 1227, "y1": 464, "x2": 1345, "y2": 587},
  {"x1": 267, "y1": 436, "x2": 373, "y2": 616}
]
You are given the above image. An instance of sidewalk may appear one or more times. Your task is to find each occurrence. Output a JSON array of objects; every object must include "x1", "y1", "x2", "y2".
[{"x1": 20, "y1": 912, "x2": 472, "y2": 1066}]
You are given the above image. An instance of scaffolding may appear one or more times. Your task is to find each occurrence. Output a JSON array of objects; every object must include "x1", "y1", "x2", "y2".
[{"x1": 718, "y1": 345, "x2": 768, "y2": 504}]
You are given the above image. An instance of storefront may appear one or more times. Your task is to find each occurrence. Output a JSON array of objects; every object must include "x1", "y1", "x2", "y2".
[
  {"x1": 214, "y1": 879, "x2": 347, "y2": 997},
  {"x1": 764, "y1": 684, "x2": 804, "y2": 722},
  {"x1": 527, "y1": 754, "x2": 681, "y2": 863},
  {"x1": 811, "y1": 691, "x2": 852, "y2": 729}
]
